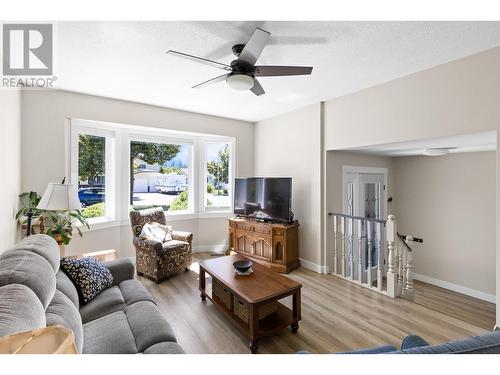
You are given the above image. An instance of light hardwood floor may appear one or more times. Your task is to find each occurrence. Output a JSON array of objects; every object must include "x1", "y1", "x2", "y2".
[{"x1": 139, "y1": 253, "x2": 495, "y2": 354}]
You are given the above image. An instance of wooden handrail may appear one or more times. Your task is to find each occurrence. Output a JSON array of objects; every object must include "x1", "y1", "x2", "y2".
[{"x1": 328, "y1": 212, "x2": 387, "y2": 224}]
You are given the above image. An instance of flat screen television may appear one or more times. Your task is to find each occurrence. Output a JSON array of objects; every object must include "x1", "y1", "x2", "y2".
[{"x1": 234, "y1": 177, "x2": 292, "y2": 223}]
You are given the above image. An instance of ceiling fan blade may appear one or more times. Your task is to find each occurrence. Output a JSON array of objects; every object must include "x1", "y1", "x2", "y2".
[
  {"x1": 238, "y1": 28, "x2": 271, "y2": 66},
  {"x1": 250, "y1": 79, "x2": 265, "y2": 96},
  {"x1": 192, "y1": 74, "x2": 230, "y2": 89},
  {"x1": 254, "y1": 66, "x2": 313, "y2": 77},
  {"x1": 167, "y1": 50, "x2": 232, "y2": 71}
]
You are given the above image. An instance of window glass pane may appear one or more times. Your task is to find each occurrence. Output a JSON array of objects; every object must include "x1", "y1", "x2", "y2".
[
  {"x1": 206, "y1": 143, "x2": 230, "y2": 208},
  {"x1": 78, "y1": 134, "x2": 106, "y2": 218},
  {"x1": 130, "y1": 141, "x2": 190, "y2": 212}
]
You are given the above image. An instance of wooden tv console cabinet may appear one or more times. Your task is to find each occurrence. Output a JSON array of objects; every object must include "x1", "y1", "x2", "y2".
[{"x1": 227, "y1": 217, "x2": 300, "y2": 273}]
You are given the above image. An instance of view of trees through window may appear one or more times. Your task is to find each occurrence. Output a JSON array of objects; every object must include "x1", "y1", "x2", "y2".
[
  {"x1": 130, "y1": 141, "x2": 190, "y2": 212},
  {"x1": 206, "y1": 143, "x2": 230, "y2": 208},
  {"x1": 78, "y1": 134, "x2": 106, "y2": 218}
]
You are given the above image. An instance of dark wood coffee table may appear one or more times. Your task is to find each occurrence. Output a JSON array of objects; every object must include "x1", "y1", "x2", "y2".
[{"x1": 199, "y1": 254, "x2": 302, "y2": 353}]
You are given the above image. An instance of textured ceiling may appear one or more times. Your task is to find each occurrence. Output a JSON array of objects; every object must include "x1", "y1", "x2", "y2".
[
  {"x1": 54, "y1": 21, "x2": 500, "y2": 122},
  {"x1": 343, "y1": 131, "x2": 497, "y2": 156}
]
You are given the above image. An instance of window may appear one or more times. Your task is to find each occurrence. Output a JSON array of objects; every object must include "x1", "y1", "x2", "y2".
[
  {"x1": 130, "y1": 140, "x2": 192, "y2": 213},
  {"x1": 71, "y1": 125, "x2": 116, "y2": 221},
  {"x1": 205, "y1": 142, "x2": 231, "y2": 209},
  {"x1": 70, "y1": 118, "x2": 234, "y2": 226}
]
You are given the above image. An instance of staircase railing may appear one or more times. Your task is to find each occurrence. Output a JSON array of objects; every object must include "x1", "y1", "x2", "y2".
[{"x1": 329, "y1": 212, "x2": 421, "y2": 300}]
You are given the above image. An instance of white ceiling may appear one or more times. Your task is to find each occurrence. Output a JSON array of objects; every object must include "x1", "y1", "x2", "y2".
[
  {"x1": 343, "y1": 131, "x2": 497, "y2": 157},
  {"x1": 54, "y1": 21, "x2": 500, "y2": 122}
]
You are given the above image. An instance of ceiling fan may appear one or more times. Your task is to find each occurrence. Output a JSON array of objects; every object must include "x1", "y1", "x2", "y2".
[{"x1": 166, "y1": 28, "x2": 313, "y2": 96}]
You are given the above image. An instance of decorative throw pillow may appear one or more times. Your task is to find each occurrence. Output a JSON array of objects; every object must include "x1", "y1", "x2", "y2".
[
  {"x1": 60, "y1": 257, "x2": 113, "y2": 304},
  {"x1": 140, "y1": 222, "x2": 173, "y2": 242}
]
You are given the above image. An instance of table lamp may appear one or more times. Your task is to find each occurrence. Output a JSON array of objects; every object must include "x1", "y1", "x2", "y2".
[{"x1": 37, "y1": 181, "x2": 82, "y2": 211}]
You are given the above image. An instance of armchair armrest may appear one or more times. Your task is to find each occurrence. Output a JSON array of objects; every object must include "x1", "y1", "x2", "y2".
[
  {"x1": 133, "y1": 237, "x2": 163, "y2": 252},
  {"x1": 104, "y1": 258, "x2": 135, "y2": 286},
  {"x1": 172, "y1": 230, "x2": 193, "y2": 243}
]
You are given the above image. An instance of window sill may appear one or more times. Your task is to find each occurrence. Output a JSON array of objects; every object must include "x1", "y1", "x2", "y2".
[
  {"x1": 75, "y1": 211, "x2": 233, "y2": 233},
  {"x1": 78, "y1": 217, "x2": 125, "y2": 231}
]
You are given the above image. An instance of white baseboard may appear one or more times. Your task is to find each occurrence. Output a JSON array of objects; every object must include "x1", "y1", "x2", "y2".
[
  {"x1": 413, "y1": 272, "x2": 496, "y2": 304},
  {"x1": 192, "y1": 244, "x2": 227, "y2": 254},
  {"x1": 299, "y1": 258, "x2": 329, "y2": 274}
]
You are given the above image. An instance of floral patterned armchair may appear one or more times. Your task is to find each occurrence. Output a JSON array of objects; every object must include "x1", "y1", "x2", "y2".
[{"x1": 129, "y1": 208, "x2": 193, "y2": 283}]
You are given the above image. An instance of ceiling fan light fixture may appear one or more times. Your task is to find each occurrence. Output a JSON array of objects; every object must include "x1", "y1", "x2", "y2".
[
  {"x1": 423, "y1": 147, "x2": 454, "y2": 156},
  {"x1": 226, "y1": 73, "x2": 255, "y2": 91}
]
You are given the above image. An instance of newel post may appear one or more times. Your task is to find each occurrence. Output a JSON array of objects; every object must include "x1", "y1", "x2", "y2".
[{"x1": 386, "y1": 215, "x2": 397, "y2": 298}]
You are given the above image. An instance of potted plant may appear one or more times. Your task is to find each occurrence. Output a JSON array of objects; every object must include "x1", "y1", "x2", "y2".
[
  {"x1": 42, "y1": 209, "x2": 90, "y2": 245},
  {"x1": 16, "y1": 190, "x2": 90, "y2": 245}
]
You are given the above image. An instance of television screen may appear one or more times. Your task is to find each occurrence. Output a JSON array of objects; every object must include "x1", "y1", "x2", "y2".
[{"x1": 234, "y1": 177, "x2": 292, "y2": 222}]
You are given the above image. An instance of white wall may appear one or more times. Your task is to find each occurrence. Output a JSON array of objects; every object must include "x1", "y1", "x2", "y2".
[
  {"x1": 393, "y1": 152, "x2": 496, "y2": 301},
  {"x1": 0, "y1": 90, "x2": 21, "y2": 252},
  {"x1": 21, "y1": 89, "x2": 254, "y2": 257},
  {"x1": 254, "y1": 103, "x2": 323, "y2": 269},
  {"x1": 323, "y1": 46, "x2": 500, "y2": 322}
]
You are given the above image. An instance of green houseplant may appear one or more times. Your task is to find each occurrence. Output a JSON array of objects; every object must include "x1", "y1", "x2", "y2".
[
  {"x1": 42, "y1": 209, "x2": 90, "y2": 245},
  {"x1": 16, "y1": 190, "x2": 90, "y2": 245}
]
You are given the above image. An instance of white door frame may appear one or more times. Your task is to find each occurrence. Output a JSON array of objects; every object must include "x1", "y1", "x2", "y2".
[
  {"x1": 342, "y1": 165, "x2": 388, "y2": 219},
  {"x1": 341, "y1": 165, "x2": 389, "y2": 279}
]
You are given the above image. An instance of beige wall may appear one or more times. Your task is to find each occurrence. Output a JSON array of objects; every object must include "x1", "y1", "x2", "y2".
[
  {"x1": 21, "y1": 89, "x2": 254, "y2": 257},
  {"x1": 0, "y1": 90, "x2": 21, "y2": 251},
  {"x1": 323, "y1": 47, "x2": 500, "y2": 320},
  {"x1": 393, "y1": 152, "x2": 496, "y2": 299},
  {"x1": 326, "y1": 151, "x2": 395, "y2": 214},
  {"x1": 254, "y1": 103, "x2": 323, "y2": 269}
]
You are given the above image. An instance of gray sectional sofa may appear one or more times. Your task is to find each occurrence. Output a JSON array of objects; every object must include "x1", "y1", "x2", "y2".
[{"x1": 0, "y1": 234, "x2": 184, "y2": 354}]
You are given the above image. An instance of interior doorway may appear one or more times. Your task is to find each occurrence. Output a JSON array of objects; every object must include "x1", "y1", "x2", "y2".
[{"x1": 342, "y1": 166, "x2": 388, "y2": 282}]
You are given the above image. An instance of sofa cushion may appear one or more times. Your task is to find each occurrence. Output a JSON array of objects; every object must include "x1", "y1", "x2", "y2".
[
  {"x1": 143, "y1": 342, "x2": 185, "y2": 354},
  {"x1": 125, "y1": 301, "x2": 177, "y2": 352},
  {"x1": 45, "y1": 289, "x2": 84, "y2": 353},
  {"x1": 79, "y1": 286, "x2": 126, "y2": 324},
  {"x1": 0, "y1": 284, "x2": 46, "y2": 337},
  {"x1": 56, "y1": 270, "x2": 79, "y2": 308},
  {"x1": 0, "y1": 250, "x2": 56, "y2": 309},
  {"x1": 60, "y1": 257, "x2": 113, "y2": 304},
  {"x1": 83, "y1": 311, "x2": 137, "y2": 354},
  {"x1": 80, "y1": 280, "x2": 158, "y2": 324},
  {"x1": 400, "y1": 331, "x2": 500, "y2": 354},
  {"x1": 119, "y1": 279, "x2": 156, "y2": 307},
  {"x1": 4, "y1": 234, "x2": 61, "y2": 273},
  {"x1": 104, "y1": 258, "x2": 135, "y2": 286}
]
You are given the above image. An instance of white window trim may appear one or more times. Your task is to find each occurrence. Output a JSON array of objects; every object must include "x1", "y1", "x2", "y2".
[
  {"x1": 201, "y1": 139, "x2": 235, "y2": 213},
  {"x1": 129, "y1": 134, "x2": 194, "y2": 215},
  {"x1": 68, "y1": 118, "x2": 236, "y2": 228},
  {"x1": 69, "y1": 120, "x2": 117, "y2": 224}
]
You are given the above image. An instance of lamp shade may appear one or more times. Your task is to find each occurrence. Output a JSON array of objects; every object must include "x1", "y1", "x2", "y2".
[{"x1": 37, "y1": 183, "x2": 82, "y2": 211}]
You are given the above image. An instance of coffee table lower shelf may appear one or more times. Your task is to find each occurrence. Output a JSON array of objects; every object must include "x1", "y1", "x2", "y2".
[{"x1": 199, "y1": 271, "x2": 301, "y2": 353}]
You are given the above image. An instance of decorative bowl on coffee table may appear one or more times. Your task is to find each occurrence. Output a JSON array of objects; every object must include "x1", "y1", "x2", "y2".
[{"x1": 233, "y1": 260, "x2": 253, "y2": 273}]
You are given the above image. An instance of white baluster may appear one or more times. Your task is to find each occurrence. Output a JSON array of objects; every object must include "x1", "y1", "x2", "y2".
[
  {"x1": 386, "y1": 215, "x2": 397, "y2": 298},
  {"x1": 398, "y1": 242, "x2": 403, "y2": 288},
  {"x1": 333, "y1": 215, "x2": 338, "y2": 274},
  {"x1": 357, "y1": 220, "x2": 363, "y2": 283},
  {"x1": 366, "y1": 221, "x2": 372, "y2": 287},
  {"x1": 377, "y1": 222, "x2": 383, "y2": 291},
  {"x1": 340, "y1": 217, "x2": 346, "y2": 277},
  {"x1": 348, "y1": 218, "x2": 354, "y2": 280},
  {"x1": 405, "y1": 243, "x2": 415, "y2": 301},
  {"x1": 401, "y1": 245, "x2": 407, "y2": 297}
]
